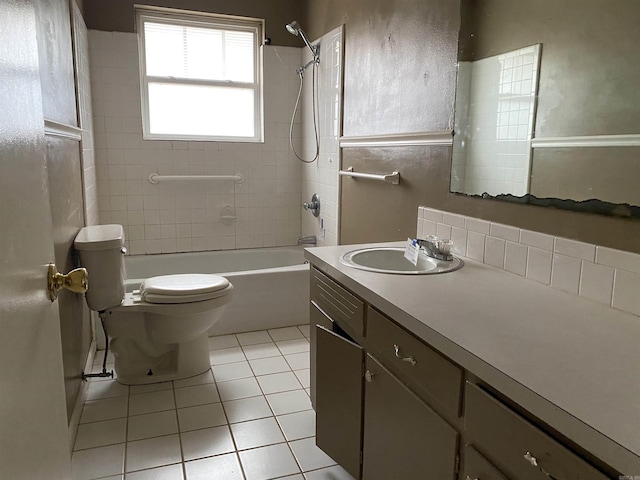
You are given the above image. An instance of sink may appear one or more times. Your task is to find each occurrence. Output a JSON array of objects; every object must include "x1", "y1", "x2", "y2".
[{"x1": 340, "y1": 247, "x2": 463, "y2": 275}]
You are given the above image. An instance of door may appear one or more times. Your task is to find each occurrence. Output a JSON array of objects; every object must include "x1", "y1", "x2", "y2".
[
  {"x1": 0, "y1": 1, "x2": 72, "y2": 478},
  {"x1": 361, "y1": 354, "x2": 459, "y2": 480}
]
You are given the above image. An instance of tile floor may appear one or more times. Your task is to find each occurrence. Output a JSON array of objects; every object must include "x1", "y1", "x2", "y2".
[{"x1": 72, "y1": 325, "x2": 354, "y2": 480}]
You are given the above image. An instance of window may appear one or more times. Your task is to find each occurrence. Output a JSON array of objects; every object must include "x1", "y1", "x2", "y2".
[{"x1": 136, "y1": 6, "x2": 264, "y2": 142}]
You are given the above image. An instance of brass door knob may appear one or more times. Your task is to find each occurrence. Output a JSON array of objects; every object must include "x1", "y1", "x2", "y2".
[{"x1": 47, "y1": 263, "x2": 88, "y2": 301}]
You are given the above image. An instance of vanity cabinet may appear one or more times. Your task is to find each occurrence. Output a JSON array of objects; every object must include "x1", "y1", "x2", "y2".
[{"x1": 309, "y1": 266, "x2": 617, "y2": 480}]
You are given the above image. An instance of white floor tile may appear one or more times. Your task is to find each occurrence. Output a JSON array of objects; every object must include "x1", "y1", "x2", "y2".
[
  {"x1": 268, "y1": 326, "x2": 305, "y2": 342},
  {"x1": 223, "y1": 395, "x2": 274, "y2": 424},
  {"x1": 209, "y1": 347, "x2": 247, "y2": 365},
  {"x1": 239, "y1": 443, "x2": 301, "y2": 480},
  {"x1": 289, "y1": 437, "x2": 336, "y2": 472},
  {"x1": 293, "y1": 369, "x2": 310, "y2": 389},
  {"x1": 185, "y1": 453, "x2": 244, "y2": 480},
  {"x1": 129, "y1": 390, "x2": 175, "y2": 416},
  {"x1": 86, "y1": 380, "x2": 129, "y2": 401},
  {"x1": 297, "y1": 325, "x2": 310, "y2": 338},
  {"x1": 230, "y1": 417, "x2": 285, "y2": 450},
  {"x1": 175, "y1": 383, "x2": 220, "y2": 408},
  {"x1": 71, "y1": 443, "x2": 125, "y2": 480},
  {"x1": 74, "y1": 418, "x2": 127, "y2": 451},
  {"x1": 80, "y1": 396, "x2": 128, "y2": 424},
  {"x1": 127, "y1": 410, "x2": 179, "y2": 442},
  {"x1": 266, "y1": 390, "x2": 312, "y2": 416},
  {"x1": 242, "y1": 342, "x2": 281, "y2": 360},
  {"x1": 249, "y1": 356, "x2": 291, "y2": 376},
  {"x1": 236, "y1": 330, "x2": 272, "y2": 345},
  {"x1": 177, "y1": 403, "x2": 227, "y2": 432},
  {"x1": 304, "y1": 465, "x2": 355, "y2": 480},
  {"x1": 285, "y1": 352, "x2": 310, "y2": 371},
  {"x1": 257, "y1": 372, "x2": 302, "y2": 395},
  {"x1": 276, "y1": 338, "x2": 310, "y2": 355},
  {"x1": 125, "y1": 464, "x2": 184, "y2": 480},
  {"x1": 208, "y1": 334, "x2": 240, "y2": 351},
  {"x1": 276, "y1": 475, "x2": 304, "y2": 480},
  {"x1": 212, "y1": 361, "x2": 254, "y2": 382},
  {"x1": 217, "y1": 377, "x2": 262, "y2": 401},
  {"x1": 181, "y1": 425, "x2": 235, "y2": 461},
  {"x1": 130, "y1": 381, "x2": 173, "y2": 396},
  {"x1": 277, "y1": 410, "x2": 315, "y2": 441},
  {"x1": 173, "y1": 370, "x2": 214, "y2": 388},
  {"x1": 125, "y1": 434, "x2": 182, "y2": 472}
]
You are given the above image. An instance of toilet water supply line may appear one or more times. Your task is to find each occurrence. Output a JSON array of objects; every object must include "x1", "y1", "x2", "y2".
[{"x1": 82, "y1": 311, "x2": 114, "y2": 380}]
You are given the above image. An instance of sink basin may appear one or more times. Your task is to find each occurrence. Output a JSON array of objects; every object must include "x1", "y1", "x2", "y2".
[{"x1": 340, "y1": 247, "x2": 463, "y2": 275}]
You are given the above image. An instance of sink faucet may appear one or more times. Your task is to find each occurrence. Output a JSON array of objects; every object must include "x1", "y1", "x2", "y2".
[
  {"x1": 415, "y1": 236, "x2": 454, "y2": 261},
  {"x1": 297, "y1": 235, "x2": 317, "y2": 246}
]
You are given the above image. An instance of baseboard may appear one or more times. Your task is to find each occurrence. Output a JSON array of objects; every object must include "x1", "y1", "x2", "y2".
[{"x1": 68, "y1": 338, "x2": 97, "y2": 453}]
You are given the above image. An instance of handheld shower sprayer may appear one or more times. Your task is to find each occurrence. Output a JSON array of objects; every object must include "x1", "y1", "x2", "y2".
[{"x1": 286, "y1": 21, "x2": 319, "y2": 61}]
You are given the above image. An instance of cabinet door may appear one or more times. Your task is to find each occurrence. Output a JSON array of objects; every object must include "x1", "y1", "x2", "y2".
[
  {"x1": 362, "y1": 354, "x2": 459, "y2": 480},
  {"x1": 315, "y1": 324, "x2": 364, "y2": 479},
  {"x1": 462, "y1": 445, "x2": 509, "y2": 480},
  {"x1": 310, "y1": 301, "x2": 335, "y2": 409}
]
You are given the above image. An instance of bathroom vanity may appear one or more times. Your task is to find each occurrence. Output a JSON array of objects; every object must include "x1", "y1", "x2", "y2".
[{"x1": 305, "y1": 243, "x2": 640, "y2": 479}]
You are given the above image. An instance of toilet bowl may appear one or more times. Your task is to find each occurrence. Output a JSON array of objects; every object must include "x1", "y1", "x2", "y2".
[{"x1": 74, "y1": 225, "x2": 233, "y2": 385}]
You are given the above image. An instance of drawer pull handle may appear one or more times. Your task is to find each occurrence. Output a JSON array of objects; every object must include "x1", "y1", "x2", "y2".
[
  {"x1": 523, "y1": 452, "x2": 559, "y2": 479},
  {"x1": 394, "y1": 344, "x2": 417, "y2": 365},
  {"x1": 365, "y1": 370, "x2": 375, "y2": 382}
]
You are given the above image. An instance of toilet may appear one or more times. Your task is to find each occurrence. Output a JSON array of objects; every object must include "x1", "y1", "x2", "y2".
[{"x1": 74, "y1": 225, "x2": 233, "y2": 385}]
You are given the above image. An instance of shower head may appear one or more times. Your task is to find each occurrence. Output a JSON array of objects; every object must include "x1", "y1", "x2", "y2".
[{"x1": 285, "y1": 20, "x2": 319, "y2": 60}]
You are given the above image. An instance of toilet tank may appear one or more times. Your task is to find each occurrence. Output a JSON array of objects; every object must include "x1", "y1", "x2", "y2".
[{"x1": 74, "y1": 224, "x2": 126, "y2": 311}]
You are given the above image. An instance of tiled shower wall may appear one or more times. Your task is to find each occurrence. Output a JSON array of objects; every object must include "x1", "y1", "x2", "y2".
[
  {"x1": 89, "y1": 31, "x2": 304, "y2": 254},
  {"x1": 300, "y1": 26, "x2": 343, "y2": 247},
  {"x1": 417, "y1": 206, "x2": 640, "y2": 318}
]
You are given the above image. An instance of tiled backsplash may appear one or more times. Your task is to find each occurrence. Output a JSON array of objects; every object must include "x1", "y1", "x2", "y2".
[{"x1": 417, "y1": 206, "x2": 640, "y2": 317}]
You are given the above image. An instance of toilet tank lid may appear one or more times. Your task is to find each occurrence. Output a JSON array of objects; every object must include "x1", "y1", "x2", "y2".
[{"x1": 74, "y1": 224, "x2": 124, "y2": 251}]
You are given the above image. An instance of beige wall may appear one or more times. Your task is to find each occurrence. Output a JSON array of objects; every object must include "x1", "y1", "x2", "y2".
[
  {"x1": 307, "y1": 0, "x2": 640, "y2": 253},
  {"x1": 82, "y1": 0, "x2": 304, "y2": 47}
]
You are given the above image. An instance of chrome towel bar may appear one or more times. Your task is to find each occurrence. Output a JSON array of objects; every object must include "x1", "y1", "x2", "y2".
[
  {"x1": 148, "y1": 172, "x2": 244, "y2": 184},
  {"x1": 339, "y1": 166, "x2": 400, "y2": 185}
]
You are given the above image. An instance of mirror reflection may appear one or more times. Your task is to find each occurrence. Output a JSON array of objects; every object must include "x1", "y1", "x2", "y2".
[{"x1": 450, "y1": 0, "x2": 640, "y2": 217}]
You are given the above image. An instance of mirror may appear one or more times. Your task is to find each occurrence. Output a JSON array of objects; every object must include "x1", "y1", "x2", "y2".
[{"x1": 450, "y1": 0, "x2": 640, "y2": 218}]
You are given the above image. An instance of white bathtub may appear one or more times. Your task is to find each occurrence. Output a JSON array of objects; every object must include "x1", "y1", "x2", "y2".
[{"x1": 124, "y1": 247, "x2": 310, "y2": 335}]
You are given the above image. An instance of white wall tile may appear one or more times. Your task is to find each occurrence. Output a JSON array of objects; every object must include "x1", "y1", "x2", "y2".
[
  {"x1": 466, "y1": 232, "x2": 486, "y2": 262},
  {"x1": 450, "y1": 227, "x2": 467, "y2": 256},
  {"x1": 442, "y1": 212, "x2": 465, "y2": 229},
  {"x1": 489, "y1": 223, "x2": 520, "y2": 242},
  {"x1": 551, "y1": 254, "x2": 581, "y2": 294},
  {"x1": 465, "y1": 217, "x2": 490, "y2": 235},
  {"x1": 526, "y1": 247, "x2": 552, "y2": 285},
  {"x1": 436, "y1": 223, "x2": 452, "y2": 240},
  {"x1": 520, "y1": 229, "x2": 554, "y2": 251},
  {"x1": 612, "y1": 269, "x2": 640, "y2": 316},
  {"x1": 554, "y1": 238, "x2": 596, "y2": 262},
  {"x1": 484, "y1": 237, "x2": 505, "y2": 269},
  {"x1": 596, "y1": 246, "x2": 640, "y2": 274},
  {"x1": 422, "y1": 208, "x2": 443, "y2": 223},
  {"x1": 579, "y1": 262, "x2": 614, "y2": 305},
  {"x1": 504, "y1": 241, "x2": 527, "y2": 276}
]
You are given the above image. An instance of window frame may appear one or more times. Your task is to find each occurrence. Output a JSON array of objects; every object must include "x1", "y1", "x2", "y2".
[{"x1": 135, "y1": 5, "x2": 264, "y2": 143}]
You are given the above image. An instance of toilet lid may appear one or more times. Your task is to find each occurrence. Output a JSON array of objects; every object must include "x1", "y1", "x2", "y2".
[{"x1": 140, "y1": 274, "x2": 231, "y2": 304}]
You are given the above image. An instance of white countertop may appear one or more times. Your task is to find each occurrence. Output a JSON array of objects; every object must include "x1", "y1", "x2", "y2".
[{"x1": 305, "y1": 242, "x2": 640, "y2": 474}]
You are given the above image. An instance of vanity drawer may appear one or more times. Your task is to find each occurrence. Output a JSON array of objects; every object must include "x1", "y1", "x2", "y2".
[
  {"x1": 462, "y1": 445, "x2": 509, "y2": 480},
  {"x1": 310, "y1": 267, "x2": 364, "y2": 335},
  {"x1": 366, "y1": 306, "x2": 463, "y2": 417},
  {"x1": 465, "y1": 382, "x2": 609, "y2": 480}
]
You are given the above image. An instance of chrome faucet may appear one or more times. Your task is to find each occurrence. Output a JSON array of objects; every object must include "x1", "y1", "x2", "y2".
[
  {"x1": 415, "y1": 236, "x2": 454, "y2": 261},
  {"x1": 297, "y1": 235, "x2": 317, "y2": 246}
]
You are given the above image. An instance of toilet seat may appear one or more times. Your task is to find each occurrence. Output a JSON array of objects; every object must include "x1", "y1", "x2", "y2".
[{"x1": 140, "y1": 274, "x2": 231, "y2": 304}]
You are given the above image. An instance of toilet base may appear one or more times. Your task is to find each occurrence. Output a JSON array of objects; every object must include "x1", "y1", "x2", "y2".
[{"x1": 111, "y1": 332, "x2": 211, "y2": 386}]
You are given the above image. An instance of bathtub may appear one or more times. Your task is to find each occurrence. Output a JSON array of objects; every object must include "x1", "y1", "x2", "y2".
[{"x1": 124, "y1": 247, "x2": 310, "y2": 336}]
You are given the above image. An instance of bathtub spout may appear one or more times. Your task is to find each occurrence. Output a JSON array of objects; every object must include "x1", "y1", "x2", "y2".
[{"x1": 297, "y1": 235, "x2": 317, "y2": 246}]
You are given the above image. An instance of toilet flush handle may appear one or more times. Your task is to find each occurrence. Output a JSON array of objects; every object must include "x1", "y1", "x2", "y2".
[{"x1": 47, "y1": 263, "x2": 88, "y2": 302}]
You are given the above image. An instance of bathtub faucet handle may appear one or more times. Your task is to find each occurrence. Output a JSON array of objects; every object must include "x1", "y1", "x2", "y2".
[{"x1": 303, "y1": 194, "x2": 320, "y2": 217}]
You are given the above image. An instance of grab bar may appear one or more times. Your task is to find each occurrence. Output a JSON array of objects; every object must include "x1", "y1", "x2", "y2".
[
  {"x1": 339, "y1": 166, "x2": 400, "y2": 185},
  {"x1": 148, "y1": 172, "x2": 244, "y2": 184}
]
